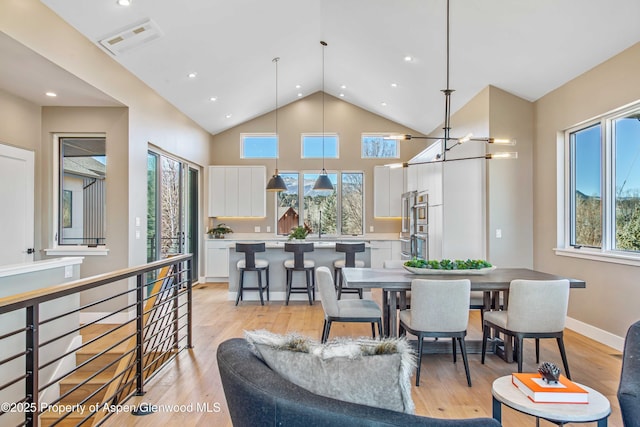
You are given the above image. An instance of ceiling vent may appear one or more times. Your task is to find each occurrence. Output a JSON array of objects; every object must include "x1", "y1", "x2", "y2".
[{"x1": 98, "y1": 19, "x2": 162, "y2": 56}]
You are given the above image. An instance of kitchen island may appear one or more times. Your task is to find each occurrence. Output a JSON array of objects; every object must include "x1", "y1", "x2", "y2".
[{"x1": 228, "y1": 241, "x2": 371, "y2": 302}]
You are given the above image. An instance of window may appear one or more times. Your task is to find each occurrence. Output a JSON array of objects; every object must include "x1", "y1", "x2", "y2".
[
  {"x1": 341, "y1": 172, "x2": 364, "y2": 234},
  {"x1": 241, "y1": 133, "x2": 277, "y2": 158},
  {"x1": 563, "y1": 105, "x2": 640, "y2": 259},
  {"x1": 361, "y1": 134, "x2": 399, "y2": 158},
  {"x1": 58, "y1": 136, "x2": 106, "y2": 246},
  {"x1": 275, "y1": 171, "x2": 364, "y2": 236},
  {"x1": 301, "y1": 134, "x2": 339, "y2": 158},
  {"x1": 303, "y1": 173, "x2": 338, "y2": 235},
  {"x1": 569, "y1": 124, "x2": 601, "y2": 248}
]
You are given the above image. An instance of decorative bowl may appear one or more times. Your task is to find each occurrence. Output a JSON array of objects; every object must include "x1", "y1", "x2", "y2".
[{"x1": 403, "y1": 265, "x2": 497, "y2": 275}]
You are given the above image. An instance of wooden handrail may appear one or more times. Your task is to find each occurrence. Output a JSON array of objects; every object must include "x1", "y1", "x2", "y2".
[{"x1": 0, "y1": 254, "x2": 192, "y2": 313}]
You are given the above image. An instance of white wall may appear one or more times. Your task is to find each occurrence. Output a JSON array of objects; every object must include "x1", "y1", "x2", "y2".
[{"x1": 1, "y1": 0, "x2": 212, "y2": 279}]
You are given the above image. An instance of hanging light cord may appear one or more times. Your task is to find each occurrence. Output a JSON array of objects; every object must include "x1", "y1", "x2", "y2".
[
  {"x1": 321, "y1": 41, "x2": 327, "y2": 173},
  {"x1": 273, "y1": 57, "x2": 279, "y2": 173},
  {"x1": 441, "y1": 0, "x2": 453, "y2": 160}
]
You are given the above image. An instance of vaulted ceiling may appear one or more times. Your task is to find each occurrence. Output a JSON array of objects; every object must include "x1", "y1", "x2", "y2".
[{"x1": 9, "y1": 1, "x2": 640, "y2": 136}]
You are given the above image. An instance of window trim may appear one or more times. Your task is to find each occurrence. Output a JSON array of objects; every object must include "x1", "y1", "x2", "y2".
[
  {"x1": 361, "y1": 133, "x2": 400, "y2": 159},
  {"x1": 240, "y1": 133, "x2": 278, "y2": 159},
  {"x1": 556, "y1": 102, "x2": 640, "y2": 266},
  {"x1": 46, "y1": 132, "x2": 108, "y2": 255},
  {"x1": 301, "y1": 133, "x2": 339, "y2": 159}
]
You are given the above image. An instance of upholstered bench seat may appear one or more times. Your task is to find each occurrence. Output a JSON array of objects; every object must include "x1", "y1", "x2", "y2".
[{"x1": 237, "y1": 258, "x2": 269, "y2": 269}]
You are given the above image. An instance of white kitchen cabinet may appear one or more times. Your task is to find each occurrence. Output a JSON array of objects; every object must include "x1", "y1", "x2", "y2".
[
  {"x1": 428, "y1": 205, "x2": 443, "y2": 260},
  {"x1": 369, "y1": 240, "x2": 392, "y2": 268},
  {"x1": 205, "y1": 239, "x2": 231, "y2": 281},
  {"x1": 405, "y1": 165, "x2": 417, "y2": 192},
  {"x1": 374, "y1": 166, "x2": 404, "y2": 217},
  {"x1": 208, "y1": 166, "x2": 266, "y2": 217}
]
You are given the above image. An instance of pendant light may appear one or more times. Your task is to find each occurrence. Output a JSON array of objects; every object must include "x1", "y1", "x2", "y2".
[
  {"x1": 266, "y1": 57, "x2": 287, "y2": 192},
  {"x1": 384, "y1": 0, "x2": 517, "y2": 166},
  {"x1": 313, "y1": 41, "x2": 334, "y2": 191}
]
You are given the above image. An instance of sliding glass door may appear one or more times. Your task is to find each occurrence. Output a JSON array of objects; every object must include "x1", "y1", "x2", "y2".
[{"x1": 147, "y1": 151, "x2": 199, "y2": 281}]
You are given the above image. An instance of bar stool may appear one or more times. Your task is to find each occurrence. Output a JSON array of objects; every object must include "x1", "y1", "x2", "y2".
[
  {"x1": 333, "y1": 242, "x2": 365, "y2": 299},
  {"x1": 283, "y1": 242, "x2": 315, "y2": 305},
  {"x1": 235, "y1": 243, "x2": 270, "y2": 306}
]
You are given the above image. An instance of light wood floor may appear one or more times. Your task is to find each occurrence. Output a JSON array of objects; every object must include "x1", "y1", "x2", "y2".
[{"x1": 108, "y1": 282, "x2": 624, "y2": 426}]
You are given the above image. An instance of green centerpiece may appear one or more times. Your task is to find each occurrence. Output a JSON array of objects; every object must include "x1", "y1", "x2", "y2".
[{"x1": 403, "y1": 258, "x2": 495, "y2": 275}]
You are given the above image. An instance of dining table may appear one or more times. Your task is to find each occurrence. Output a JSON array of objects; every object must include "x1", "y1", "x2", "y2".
[{"x1": 341, "y1": 267, "x2": 586, "y2": 359}]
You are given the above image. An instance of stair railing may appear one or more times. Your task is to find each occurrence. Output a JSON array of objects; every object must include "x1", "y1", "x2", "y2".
[{"x1": 0, "y1": 254, "x2": 192, "y2": 427}]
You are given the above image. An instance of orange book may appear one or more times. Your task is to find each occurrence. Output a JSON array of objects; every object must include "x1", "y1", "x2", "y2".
[{"x1": 511, "y1": 373, "x2": 588, "y2": 403}]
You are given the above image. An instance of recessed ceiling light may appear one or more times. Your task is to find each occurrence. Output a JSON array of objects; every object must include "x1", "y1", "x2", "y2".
[
  {"x1": 297, "y1": 93, "x2": 303, "y2": 97},
  {"x1": 381, "y1": 102, "x2": 387, "y2": 106},
  {"x1": 225, "y1": 114, "x2": 232, "y2": 119},
  {"x1": 116, "y1": 0, "x2": 132, "y2": 6},
  {"x1": 339, "y1": 93, "x2": 345, "y2": 97},
  {"x1": 295, "y1": 84, "x2": 301, "y2": 89},
  {"x1": 404, "y1": 56, "x2": 413, "y2": 62},
  {"x1": 340, "y1": 85, "x2": 347, "y2": 89},
  {"x1": 209, "y1": 96, "x2": 217, "y2": 102},
  {"x1": 391, "y1": 83, "x2": 398, "y2": 88},
  {"x1": 188, "y1": 72, "x2": 197, "y2": 79},
  {"x1": 45, "y1": 92, "x2": 57, "y2": 97}
]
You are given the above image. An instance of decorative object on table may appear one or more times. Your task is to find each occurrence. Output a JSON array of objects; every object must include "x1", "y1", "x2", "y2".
[
  {"x1": 538, "y1": 362, "x2": 561, "y2": 384},
  {"x1": 403, "y1": 258, "x2": 495, "y2": 275},
  {"x1": 208, "y1": 223, "x2": 233, "y2": 239},
  {"x1": 511, "y1": 372, "x2": 588, "y2": 403},
  {"x1": 287, "y1": 223, "x2": 312, "y2": 240}
]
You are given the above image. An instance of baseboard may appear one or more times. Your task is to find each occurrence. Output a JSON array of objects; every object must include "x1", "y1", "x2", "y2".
[
  {"x1": 565, "y1": 316, "x2": 625, "y2": 352},
  {"x1": 79, "y1": 311, "x2": 131, "y2": 324}
]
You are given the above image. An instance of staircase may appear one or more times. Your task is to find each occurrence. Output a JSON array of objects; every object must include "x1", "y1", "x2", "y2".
[{"x1": 39, "y1": 324, "x2": 132, "y2": 427}]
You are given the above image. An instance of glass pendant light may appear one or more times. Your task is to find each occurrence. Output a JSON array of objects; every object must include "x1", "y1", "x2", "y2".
[
  {"x1": 266, "y1": 57, "x2": 287, "y2": 192},
  {"x1": 313, "y1": 41, "x2": 334, "y2": 191}
]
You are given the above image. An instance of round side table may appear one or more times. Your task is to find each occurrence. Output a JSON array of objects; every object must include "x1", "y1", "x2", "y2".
[{"x1": 491, "y1": 375, "x2": 611, "y2": 426}]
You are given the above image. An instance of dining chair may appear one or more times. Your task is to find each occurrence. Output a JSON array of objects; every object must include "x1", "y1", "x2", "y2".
[
  {"x1": 399, "y1": 278, "x2": 472, "y2": 387},
  {"x1": 481, "y1": 279, "x2": 571, "y2": 377},
  {"x1": 283, "y1": 242, "x2": 315, "y2": 305},
  {"x1": 333, "y1": 242, "x2": 365, "y2": 299},
  {"x1": 316, "y1": 267, "x2": 383, "y2": 343},
  {"x1": 235, "y1": 243, "x2": 269, "y2": 306}
]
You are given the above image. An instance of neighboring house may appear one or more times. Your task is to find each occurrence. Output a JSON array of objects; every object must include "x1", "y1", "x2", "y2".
[
  {"x1": 277, "y1": 207, "x2": 299, "y2": 235},
  {"x1": 62, "y1": 157, "x2": 106, "y2": 245}
]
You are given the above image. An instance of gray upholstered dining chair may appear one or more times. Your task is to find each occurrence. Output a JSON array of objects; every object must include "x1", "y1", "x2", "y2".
[
  {"x1": 481, "y1": 279, "x2": 571, "y2": 377},
  {"x1": 333, "y1": 242, "x2": 366, "y2": 299},
  {"x1": 399, "y1": 278, "x2": 472, "y2": 387},
  {"x1": 235, "y1": 243, "x2": 269, "y2": 306},
  {"x1": 316, "y1": 267, "x2": 383, "y2": 343}
]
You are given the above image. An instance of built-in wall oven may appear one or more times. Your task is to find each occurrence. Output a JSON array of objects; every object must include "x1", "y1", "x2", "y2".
[
  {"x1": 400, "y1": 191, "x2": 416, "y2": 259},
  {"x1": 413, "y1": 192, "x2": 428, "y2": 260}
]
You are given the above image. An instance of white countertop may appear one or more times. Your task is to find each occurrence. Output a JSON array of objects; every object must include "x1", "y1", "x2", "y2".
[{"x1": 206, "y1": 232, "x2": 399, "y2": 241}]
